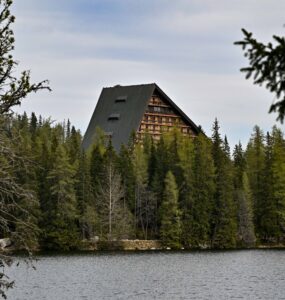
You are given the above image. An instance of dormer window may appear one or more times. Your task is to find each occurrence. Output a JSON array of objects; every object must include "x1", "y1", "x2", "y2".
[
  {"x1": 115, "y1": 96, "x2": 127, "y2": 103},
  {"x1": 108, "y1": 113, "x2": 120, "y2": 121}
]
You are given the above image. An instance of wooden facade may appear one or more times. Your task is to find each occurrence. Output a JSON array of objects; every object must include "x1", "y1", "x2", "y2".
[{"x1": 137, "y1": 94, "x2": 196, "y2": 142}]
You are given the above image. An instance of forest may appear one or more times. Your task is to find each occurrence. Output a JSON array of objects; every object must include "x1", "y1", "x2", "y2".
[{"x1": 1, "y1": 112, "x2": 285, "y2": 250}]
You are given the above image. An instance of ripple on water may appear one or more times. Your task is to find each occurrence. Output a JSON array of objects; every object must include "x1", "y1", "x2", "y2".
[{"x1": 5, "y1": 250, "x2": 285, "y2": 300}]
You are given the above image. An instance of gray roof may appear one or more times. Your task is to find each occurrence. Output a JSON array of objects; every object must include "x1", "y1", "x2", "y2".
[{"x1": 82, "y1": 83, "x2": 200, "y2": 151}]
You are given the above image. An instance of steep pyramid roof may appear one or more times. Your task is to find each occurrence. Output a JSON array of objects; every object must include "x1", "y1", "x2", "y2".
[{"x1": 82, "y1": 83, "x2": 200, "y2": 151}]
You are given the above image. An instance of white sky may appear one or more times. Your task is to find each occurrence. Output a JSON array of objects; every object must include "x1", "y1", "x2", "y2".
[{"x1": 12, "y1": 0, "x2": 285, "y2": 149}]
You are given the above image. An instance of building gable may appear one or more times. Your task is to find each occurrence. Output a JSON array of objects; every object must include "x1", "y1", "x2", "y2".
[{"x1": 82, "y1": 83, "x2": 200, "y2": 151}]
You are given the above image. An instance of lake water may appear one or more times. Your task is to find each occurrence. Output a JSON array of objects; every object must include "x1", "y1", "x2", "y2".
[{"x1": 6, "y1": 250, "x2": 285, "y2": 300}]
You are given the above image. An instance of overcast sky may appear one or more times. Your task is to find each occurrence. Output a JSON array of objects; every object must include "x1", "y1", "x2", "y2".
[{"x1": 12, "y1": 0, "x2": 285, "y2": 149}]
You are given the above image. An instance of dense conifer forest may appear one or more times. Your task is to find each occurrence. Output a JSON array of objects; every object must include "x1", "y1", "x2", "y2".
[{"x1": 1, "y1": 112, "x2": 285, "y2": 250}]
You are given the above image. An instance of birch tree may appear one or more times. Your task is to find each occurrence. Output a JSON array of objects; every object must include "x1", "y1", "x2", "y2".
[{"x1": 97, "y1": 142, "x2": 132, "y2": 240}]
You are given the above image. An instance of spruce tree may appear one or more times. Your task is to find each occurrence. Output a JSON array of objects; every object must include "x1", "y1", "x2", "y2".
[
  {"x1": 151, "y1": 136, "x2": 169, "y2": 207},
  {"x1": 185, "y1": 134, "x2": 215, "y2": 248},
  {"x1": 133, "y1": 143, "x2": 156, "y2": 239},
  {"x1": 270, "y1": 127, "x2": 285, "y2": 242},
  {"x1": 29, "y1": 112, "x2": 38, "y2": 140},
  {"x1": 211, "y1": 119, "x2": 237, "y2": 248},
  {"x1": 159, "y1": 171, "x2": 182, "y2": 249},
  {"x1": 245, "y1": 126, "x2": 265, "y2": 239},
  {"x1": 177, "y1": 134, "x2": 195, "y2": 247},
  {"x1": 233, "y1": 143, "x2": 256, "y2": 247},
  {"x1": 76, "y1": 149, "x2": 98, "y2": 240},
  {"x1": 89, "y1": 143, "x2": 105, "y2": 196},
  {"x1": 66, "y1": 125, "x2": 81, "y2": 163},
  {"x1": 118, "y1": 144, "x2": 136, "y2": 212},
  {"x1": 44, "y1": 145, "x2": 79, "y2": 250}
]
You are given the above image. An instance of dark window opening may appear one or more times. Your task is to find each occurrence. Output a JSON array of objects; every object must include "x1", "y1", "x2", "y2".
[
  {"x1": 108, "y1": 113, "x2": 120, "y2": 121},
  {"x1": 115, "y1": 96, "x2": 127, "y2": 103}
]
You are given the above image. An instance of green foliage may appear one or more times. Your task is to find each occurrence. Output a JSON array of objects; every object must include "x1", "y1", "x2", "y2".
[
  {"x1": 184, "y1": 134, "x2": 215, "y2": 248},
  {"x1": 235, "y1": 29, "x2": 285, "y2": 122},
  {"x1": 211, "y1": 119, "x2": 237, "y2": 248},
  {"x1": 245, "y1": 126, "x2": 266, "y2": 239},
  {"x1": 269, "y1": 127, "x2": 285, "y2": 241},
  {"x1": 133, "y1": 143, "x2": 155, "y2": 239},
  {"x1": 2, "y1": 108, "x2": 285, "y2": 254},
  {"x1": 233, "y1": 143, "x2": 256, "y2": 247},
  {"x1": 0, "y1": 0, "x2": 50, "y2": 296},
  {"x1": 159, "y1": 171, "x2": 182, "y2": 249},
  {"x1": 44, "y1": 144, "x2": 79, "y2": 250}
]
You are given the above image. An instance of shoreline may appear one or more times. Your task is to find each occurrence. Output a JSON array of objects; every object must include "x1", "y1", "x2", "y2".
[{"x1": 2, "y1": 240, "x2": 285, "y2": 254}]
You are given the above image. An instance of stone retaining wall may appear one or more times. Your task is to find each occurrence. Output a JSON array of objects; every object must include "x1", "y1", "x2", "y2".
[{"x1": 96, "y1": 240, "x2": 162, "y2": 251}]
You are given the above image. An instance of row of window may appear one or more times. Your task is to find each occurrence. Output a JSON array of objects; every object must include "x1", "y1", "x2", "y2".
[
  {"x1": 140, "y1": 124, "x2": 190, "y2": 133},
  {"x1": 143, "y1": 114, "x2": 183, "y2": 124},
  {"x1": 146, "y1": 106, "x2": 174, "y2": 115}
]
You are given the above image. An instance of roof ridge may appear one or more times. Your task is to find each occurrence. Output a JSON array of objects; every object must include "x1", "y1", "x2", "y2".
[{"x1": 103, "y1": 83, "x2": 156, "y2": 89}]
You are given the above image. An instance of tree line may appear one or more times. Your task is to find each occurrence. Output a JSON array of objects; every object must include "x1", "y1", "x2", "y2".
[{"x1": 1, "y1": 113, "x2": 285, "y2": 250}]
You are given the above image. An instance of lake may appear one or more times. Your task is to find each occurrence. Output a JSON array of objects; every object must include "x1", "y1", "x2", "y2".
[{"x1": 6, "y1": 250, "x2": 285, "y2": 300}]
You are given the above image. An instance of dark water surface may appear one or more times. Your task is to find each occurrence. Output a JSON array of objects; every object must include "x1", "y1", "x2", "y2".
[{"x1": 6, "y1": 250, "x2": 285, "y2": 300}]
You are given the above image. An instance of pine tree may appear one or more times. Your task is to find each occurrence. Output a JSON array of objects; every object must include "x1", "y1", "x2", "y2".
[
  {"x1": 159, "y1": 171, "x2": 182, "y2": 249},
  {"x1": 211, "y1": 119, "x2": 237, "y2": 248}
]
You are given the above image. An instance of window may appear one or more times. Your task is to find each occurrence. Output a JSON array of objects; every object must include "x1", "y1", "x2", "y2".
[
  {"x1": 105, "y1": 131, "x2": 113, "y2": 137},
  {"x1": 108, "y1": 113, "x2": 120, "y2": 120},
  {"x1": 154, "y1": 107, "x2": 161, "y2": 112},
  {"x1": 115, "y1": 96, "x2": 127, "y2": 103}
]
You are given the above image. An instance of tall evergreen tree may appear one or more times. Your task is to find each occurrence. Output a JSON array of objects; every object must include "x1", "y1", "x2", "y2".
[
  {"x1": 211, "y1": 119, "x2": 237, "y2": 248},
  {"x1": 246, "y1": 125, "x2": 266, "y2": 239},
  {"x1": 118, "y1": 144, "x2": 136, "y2": 212},
  {"x1": 233, "y1": 142, "x2": 256, "y2": 247},
  {"x1": 44, "y1": 145, "x2": 79, "y2": 250},
  {"x1": 89, "y1": 143, "x2": 105, "y2": 197},
  {"x1": 159, "y1": 171, "x2": 182, "y2": 249},
  {"x1": 133, "y1": 144, "x2": 156, "y2": 239},
  {"x1": 76, "y1": 149, "x2": 98, "y2": 240},
  {"x1": 184, "y1": 134, "x2": 215, "y2": 248},
  {"x1": 270, "y1": 127, "x2": 285, "y2": 241},
  {"x1": 177, "y1": 134, "x2": 194, "y2": 247}
]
